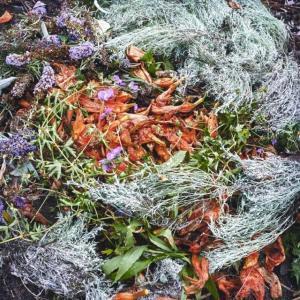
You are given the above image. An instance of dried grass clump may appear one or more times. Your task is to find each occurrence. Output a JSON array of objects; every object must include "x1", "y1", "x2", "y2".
[
  {"x1": 206, "y1": 155, "x2": 300, "y2": 272},
  {"x1": 141, "y1": 259, "x2": 183, "y2": 299},
  {"x1": 90, "y1": 166, "x2": 229, "y2": 226},
  {"x1": 10, "y1": 214, "x2": 113, "y2": 299},
  {"x1": 102, "y1": 0, "x2": 299, "y2": 128}
]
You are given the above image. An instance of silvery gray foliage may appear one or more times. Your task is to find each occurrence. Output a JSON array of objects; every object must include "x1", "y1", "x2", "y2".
[
  {"x1": 10, "y1": 214, "x2": 113, "y2": 299},
  {"x1": 102, "y1": 0, "x2": 299, "y2": 128},
  {"x1": 90, "y1": 167, "x2": 229, "y2": 226},
  {"x1": 206, "y1": 155, "x2": 300, "y2": 272},
  {"x1": 140, "y1": 259, "x2": 183, "y2": 299}
]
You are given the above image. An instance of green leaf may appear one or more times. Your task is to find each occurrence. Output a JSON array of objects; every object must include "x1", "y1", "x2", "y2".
[
  {"x1": 205, "y1": 278, "x2": 220, "y2": 300},
  {"x1": 157, "y1": 229, "x2": 177, "y2": 250},
  {"x1": 158, "y1": 151, "x2": 186, "y2": 171},
  {"x1": 114, "y1": 246, "x2": 148, "y2": 282},
  {"x1": 102, "y1": 256, "x2": 122, "y2": 275},
  {"x1": 122, "y1": 259, "x2": 153, "y2": 280},
  {"x1": 149, "y1": 234, "x2": 172, "y2": 252}
]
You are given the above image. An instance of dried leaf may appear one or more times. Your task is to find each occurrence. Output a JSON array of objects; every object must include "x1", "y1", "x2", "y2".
[
  {"x1": 133, "y1": 65, "x2": 152, "y2": 83},
  {"x1": 0, "y1": 11, "x2": 13, "y2": 24},
  {"x1": 236, "y1": 267, "x2": 265, "y2": 300},
  {"x1": 207, "y1": 112, "x2": 218, "y2": 139},
  {"x1": 126, "y1": 45, "x2": 145, "y2": 62},
  {"x1": 264, "y1": 237, "x2": 286, "y2": 271},
  {"x1": 185, "y1": 256, "x2": 209, "y2": 294},
  {"x1": 227, "y1": 0, "x2": 241, "y2": 9},
  {"x1": 258, "y1": 267, "x2": 282, "y2": 299},
  {"x1": 154, "y1": 77, "x2": 175, "y2": 89},
  {"x1": 72, "y1": 110, "x2": 86, "y2": 140},
  {"x1": 21, "y1": 203, "x2": 49, "y2": 225},
  {"x1": 54, "y1": 63, "x2": 77, "y2": 90},
  {"x1": 243, "y1": 252, "x2": 259, "y2": 269},
  {"x1": 215, "y1": 275, "x2": 241, "y2": 299}
]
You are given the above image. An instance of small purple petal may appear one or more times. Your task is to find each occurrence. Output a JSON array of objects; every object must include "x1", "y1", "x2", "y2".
[
  {"x1": 31, "y1": 1, "x2": 47, "y2": 16},
  {"x1": 133, "y1": 104, "x2": 139, "y2": 112},
  {"x1": 271, "y1": 139, "x2": 277, "y2": 146},
  {"x1": 106, "y1": 146, "x2": 122, "y2": 161},
  {"x1": 99, "y1": 107, "x2": 113, "y2": 120},
  {"x1": 256, "y1": 148, "x2": 264, "y2": 154},
  {"x1": 13, "y1": 196, "x2": 26, "y2": 208},
  {"x1": 128, "y1": 81, "x2": 139, "y2": 92},
  {"x1": 113, "y1": 75, "x2": 126, "y2": 87},
  {"x1": 98, "y1": 88, "x2": 115, "y2": 101},
  {"x1": 100, "y1": 159, "x2": 113, "y2": 172}
]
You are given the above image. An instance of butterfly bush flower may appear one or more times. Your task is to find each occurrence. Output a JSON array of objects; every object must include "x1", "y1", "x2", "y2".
[
  {"x1": 69, "y1": 42, "x2": 94, "y2": 60},
  {"x1": 56, "y1": 12, "x2": 85, "y2": 40},
  {"x1": 0, "y1": 134, "x2": 36, "y2": 157},
  {"x1": 34, "y1": 64, "x2": 55, "y2": 95},
  {"x1": 133, "y1": 104, "x2": 139, "y2": 112},
  {"x1": 5, "y1": 52, "x2": 31, "y2": 67},
  {"x1": 98, "y1": 88, "x2": 115, "y2": 101},
  {"x1": 112, "y1": 75, "x2": 126, "y2": 87},
  {"x1": 128, "y1": 81, "x2": 139, "y2": 92},
  {"x1": 41, "y1": 35, "x2": 61, "y2": 47},
  {"x1": 99, "y1": 107, "x2": 112, "y2": 120},
  {"x1": 31, "y1": 1, "x2": 47, "y2": 17}
]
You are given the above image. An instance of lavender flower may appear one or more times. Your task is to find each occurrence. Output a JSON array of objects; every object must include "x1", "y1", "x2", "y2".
[
  {"x1": 69, "y1": 42, "x2": 94, "y2": 60},
  {"x1": 133, "y1": 104, "x2": 139, "y2": 112},
  {"x1": 0, "y1": 134, "x2": 36, "y2": 157},
  {"x1": 112, "y1": 75, "x2": 126, "y2": 87},
  {"x1": 5, "y1": 52, "x2": 31, "y2": 67},
  {"x1": 99, "y1": 107, "x2": 112, "y2": 120},
  {"x1": 13, "y1": 196, "x2": 26, "y2": 208},
  {"x1": 98, "y1": 88, "x2": 115, "y2": 101},
  {"x1": 0, "y1": 200, "x2": 4, "y2": 224},
  {"x1": 128, "y1": 81, "x2": 139, "y2": 92},
  {"x1": 41, "y1": 35, "x2": 61, "y2": 47},
  {"x1": 34, "y1": 64, "x2": 55, "y2": 95},
  {"x1": 31, "y1": 1, "x2": 47, "y2": 17},
  {"x1": 107, "y1": 146, "x2": 123, "y2": 161}
]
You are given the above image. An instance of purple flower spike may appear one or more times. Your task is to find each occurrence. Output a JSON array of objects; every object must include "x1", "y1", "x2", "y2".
[
  {"x1": 43, "y1": 35, "x2": 61, "y2": 47},
  {"x1": 113, "y1": 75, "x2": 126, "y2": 87},
  {"x1": 100, "y1": 107, "x2": 113, "y2": 120},
  {"x1": 98, "y1": 88, "x2": 115, "y2": 101},
  {"x1": 69, "y1": 42, "x2": 94, "y2": 60},
  {"x1": 13, "y1": 196, "x2": 26, "y2": 208},
  {"x1": 5, "y1": 52, "x2": 31, "y2": 67},
  {"x1": 0, "y1": 134, "x2": 36, "y2": 157},
  {"x1": 31, "y1": 1, "x2": 47, "y2": 17},
  {"x1": 107, "y1": 146, "x2": 122, "y2": 161},
  {"x1": 128, "y1": 81, "x2": 139, "y2": 92},
  {"x1": 34, "y1": 64, "x2": 55, "y2": 94}
]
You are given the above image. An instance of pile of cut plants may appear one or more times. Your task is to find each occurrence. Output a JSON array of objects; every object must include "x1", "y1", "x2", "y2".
[{"x1": 0, "y1": 1, "x2": 300, "y2": 299}]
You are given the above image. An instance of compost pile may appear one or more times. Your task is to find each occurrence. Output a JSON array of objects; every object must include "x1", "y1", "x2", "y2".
[{"x1": 0, "y1": 1, "x2": 299, "y2": 300}]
